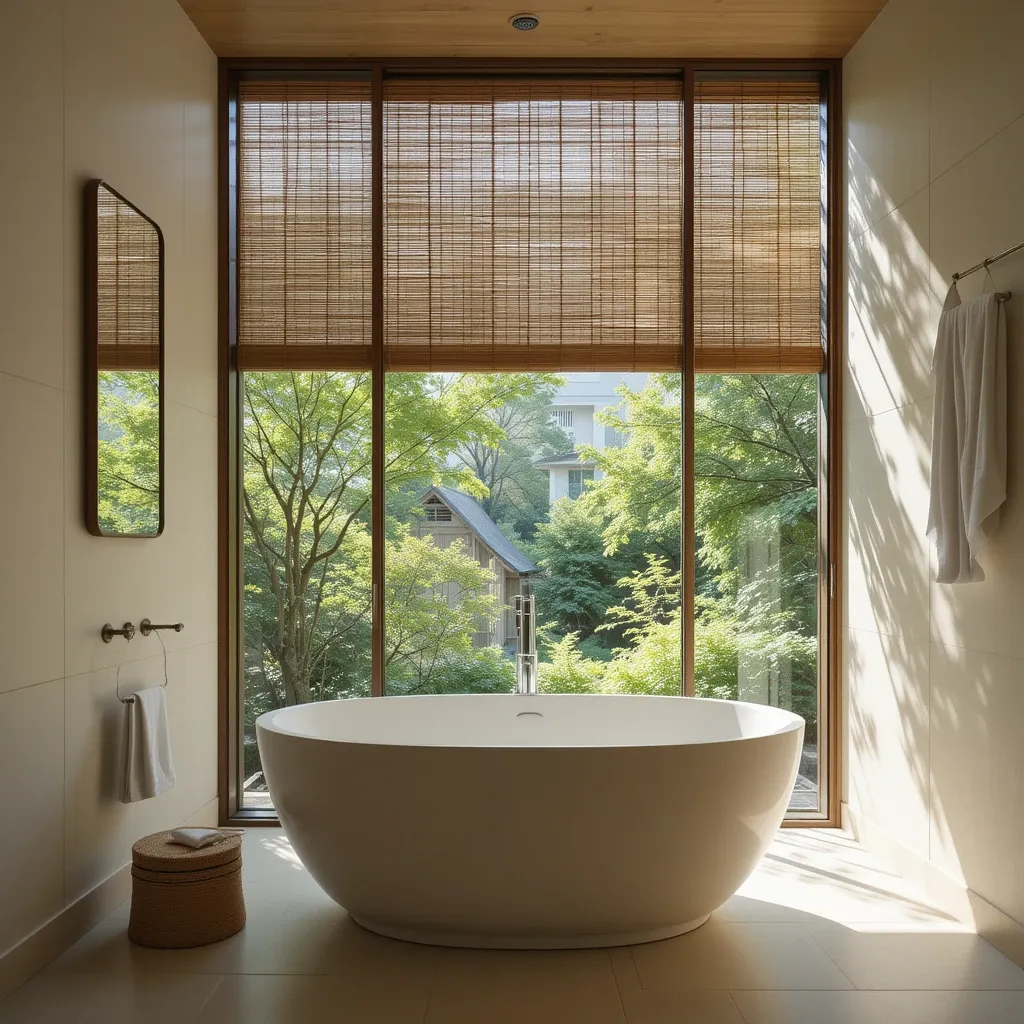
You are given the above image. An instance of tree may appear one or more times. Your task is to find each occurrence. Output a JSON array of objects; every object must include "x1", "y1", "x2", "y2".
[
  {"x1": 96, "y1": 370, "x2": 161, "y2": 534},
  {"x1": 383, "y1": 532, "x2": 504, "y2": 694},
  {"x1": 531, "y1": 372, "x2": 819, "y2": 721},
  {"x1": 453, "y1": 380, "x2": 569, "y2": 537},
  {"x1": 243, "y1": 372, "x2": 373, "y2": 708},
  {"x1": 242, "y1": 370, "x2": 558, "y2": 709},
  {"x1": 529, "y1": 496, "x2": 640, "y2": 643}
]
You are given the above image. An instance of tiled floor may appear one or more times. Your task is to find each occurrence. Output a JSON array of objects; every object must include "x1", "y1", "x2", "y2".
[{"x1": 3, "y1": 829, "x2": 1024, "y2": 1023}]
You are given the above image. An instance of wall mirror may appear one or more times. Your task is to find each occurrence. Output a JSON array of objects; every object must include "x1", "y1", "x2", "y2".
[{"x1": 84, "y1": 180, "x2": 164, "y2": 537}]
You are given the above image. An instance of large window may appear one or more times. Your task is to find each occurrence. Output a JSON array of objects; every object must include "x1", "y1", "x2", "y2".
[
  {"x1": 694, "y1": 374, "x2": 821, "y2": 808},
  {"x1": 382, "y1": 371, "x2": 680, "y2": 699},
  {"x1": 228, "y1": 67, "x2": 837, "y2": 820}
]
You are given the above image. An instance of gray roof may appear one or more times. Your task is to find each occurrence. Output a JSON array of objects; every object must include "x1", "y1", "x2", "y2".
[
  {"x1": 425, "y1": 487, "x2": 539, "y2": 575},
  {"x1": 532, "y1": 451, "x2": 594, "y2": 467}
]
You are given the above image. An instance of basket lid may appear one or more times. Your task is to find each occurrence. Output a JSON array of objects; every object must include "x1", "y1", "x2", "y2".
[{"x1": 131, "y1": 831, "x2": 242, "y2": 873}]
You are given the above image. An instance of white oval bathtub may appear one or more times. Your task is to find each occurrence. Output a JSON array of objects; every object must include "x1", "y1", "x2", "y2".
[{"x1": 256, "y1": 694, "x2": 803, "y2": 949}]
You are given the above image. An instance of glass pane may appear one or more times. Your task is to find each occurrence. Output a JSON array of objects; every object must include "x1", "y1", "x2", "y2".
[
  {"x1": 97, "y1": 369, "x2": 161, "y2": 534},
  {"x1": 383, "y1": 371, "x2": 681, "y2": 697},
  {"x1": 694, "y1": 373, "x2": 820, "y2": 811},
  {"x1": 240, "y1": 371, "x2": 372, "y2": 808}
]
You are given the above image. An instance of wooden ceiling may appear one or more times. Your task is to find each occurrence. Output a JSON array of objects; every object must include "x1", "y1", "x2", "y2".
[{"x1": 177, "y1": 0, "x2": 887, "y2": 59}]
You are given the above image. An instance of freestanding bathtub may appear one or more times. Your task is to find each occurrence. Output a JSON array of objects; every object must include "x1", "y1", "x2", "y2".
[{"x1": 257, "y1": 694, "x2": 803, "y2": 948}]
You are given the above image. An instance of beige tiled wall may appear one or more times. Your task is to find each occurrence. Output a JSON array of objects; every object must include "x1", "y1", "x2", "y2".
[
  {"x1": 0, "y1": 0, "x2": 217, "y2": 965},
  {"x1": 844, "y1": 0, "x2": 1024, "y2": 926}
]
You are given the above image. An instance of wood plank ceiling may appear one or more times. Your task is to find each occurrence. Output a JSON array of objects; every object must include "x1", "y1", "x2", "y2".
[{"x1": 177, "y1": 0, "x2": 887, "y2": 59}]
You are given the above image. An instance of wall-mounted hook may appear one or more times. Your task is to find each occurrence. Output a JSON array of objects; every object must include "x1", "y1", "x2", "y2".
[{"x1": 101, "y1": 622, "x2": 136, "y2": 643}]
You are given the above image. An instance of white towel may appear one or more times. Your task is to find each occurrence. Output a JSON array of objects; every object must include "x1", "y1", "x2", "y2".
[
  {"x1": 926, "y1": 284, "x2": 1007, "y2": 584},
  {"x1": 122, "y1": 685, "x2": 176, "y2": 803}
]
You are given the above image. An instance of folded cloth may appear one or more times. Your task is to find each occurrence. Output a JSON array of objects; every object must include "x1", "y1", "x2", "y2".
[
  {"x1": 122, "y1": 685, "x2": 176, "y2": 803},
  {"x1": 927, "y1": 284, "x2": 1007, "y2": 583},
  {"x1": 169, "y1": 828, "x2": 226, "y2": 849}
]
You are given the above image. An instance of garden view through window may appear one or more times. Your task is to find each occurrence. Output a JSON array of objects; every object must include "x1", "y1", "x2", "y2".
[
  {"x1": 241, "y1": 370, "x2": 820, "y2": 810},
  {"x1": 233, "y1": 70, "x2": 830, "y2": 817}
]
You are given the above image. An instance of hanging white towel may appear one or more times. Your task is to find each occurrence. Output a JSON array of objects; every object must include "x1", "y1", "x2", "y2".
[
  {"x1": 122, "y1": 685, "x2": 176, "y2": 803},
  {"x1": 926, "y1": 284, "x2": 1007, "y2": 584}
]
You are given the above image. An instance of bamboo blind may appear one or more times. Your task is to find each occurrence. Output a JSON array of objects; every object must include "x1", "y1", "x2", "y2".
[
  {"x1": 96, "y1": 186, "x2": 161, "y2": 370},
  {"x1": 694, "y1": 78, "x2": 824, "y2": 373},
  {"x1": 384, "y1": 78, "x2": 683, "y2": 371},
  {"x1": 235, "y1": 76, "x2": 826, "y2": 375},
  {"x1": 238, "y1": 80, "x2": 373, "y2": 369}
]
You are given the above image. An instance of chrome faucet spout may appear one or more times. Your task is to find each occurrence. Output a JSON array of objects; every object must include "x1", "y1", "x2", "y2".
[{"x1": 514, "y1": 584, "x2": 538, "y2": 695}]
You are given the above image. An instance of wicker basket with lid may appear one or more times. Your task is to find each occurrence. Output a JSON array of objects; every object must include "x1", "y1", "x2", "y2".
[{"x1": 128, "y1": 831, "x2": 245, "y2": 948}]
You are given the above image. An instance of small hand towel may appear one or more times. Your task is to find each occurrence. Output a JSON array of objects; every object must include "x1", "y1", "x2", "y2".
[
  {"x1": 170, "y1": 828, "x2": 226, "y2": 849},
  {"x1": 926, "y1": 285, "x2": 1007, "y2": 583},
  {"x1": 122, "y1": 685, "x2": 176, "y2": 803}
]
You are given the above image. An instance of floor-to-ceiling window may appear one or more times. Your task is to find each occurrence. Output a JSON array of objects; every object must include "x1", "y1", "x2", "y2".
[
  {"x1": 691, "y1": 75, "x2": 828, "y2": 812},
  {"x1": 226, "y1": 65, "x2": 837, "y2": 820}
]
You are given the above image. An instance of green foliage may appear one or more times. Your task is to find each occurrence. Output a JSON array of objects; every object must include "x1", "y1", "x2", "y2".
[
  {"x1": 529, "y1": 372, "x2": 819, "y2": 732},
  {"x1": 538, "y1": 633, "x2": 608, "y2": 694},
  {"x1": 587, "y1": 373, "x2": 683, "y2": 561},
  {"x1": 242, "y1": 370, "x2": 553, "y2": 715},
  {"x1": 455, "y1": 379, "x2": 569, "y2": 538},
  {"x1": 241, "y1": 368, "x2": 822, "y2": 766},
  {"x1": 96, "y1": 370, "x2": 160, "y2": 534},
  {"x1": 529, "y1": 496, "x2": 639, "y2": 641},
  {"x1": 383, "y1": 532, "x2": 503, "y2": 693}
]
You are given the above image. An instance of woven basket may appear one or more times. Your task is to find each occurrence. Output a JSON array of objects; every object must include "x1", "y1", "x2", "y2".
[{"x1": 128, "y1": 831, "x2": 246, "y2": 948}]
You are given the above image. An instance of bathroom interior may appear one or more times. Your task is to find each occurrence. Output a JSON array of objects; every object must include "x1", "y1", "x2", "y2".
[{"x1": 2, "y1": 0, "x2": 1024, "y2": 1020}]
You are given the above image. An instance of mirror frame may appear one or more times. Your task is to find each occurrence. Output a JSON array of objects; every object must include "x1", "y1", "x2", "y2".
[{"x1": 84, "y1": 179, "x2": 165, "y2": 538}]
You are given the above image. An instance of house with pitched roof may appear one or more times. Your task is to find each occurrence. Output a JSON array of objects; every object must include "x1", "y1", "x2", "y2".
[{"x1": 414, "y1": 486, "x2": 539, "y2": 648}]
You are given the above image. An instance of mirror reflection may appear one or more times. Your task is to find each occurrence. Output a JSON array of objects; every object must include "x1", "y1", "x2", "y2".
[{"x1": 87, "y1": 181, "x2": 163, "y2": 536}]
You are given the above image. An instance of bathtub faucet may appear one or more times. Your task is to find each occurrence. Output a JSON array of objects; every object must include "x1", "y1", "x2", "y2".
[{"x1": 514, "y1": 582, "x2": 538, "y2": 695}]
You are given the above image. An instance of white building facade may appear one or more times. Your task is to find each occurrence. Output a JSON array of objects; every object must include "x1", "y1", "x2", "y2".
[{"x1": 537, "y1": 372, "x2": 648, "y2": 503}]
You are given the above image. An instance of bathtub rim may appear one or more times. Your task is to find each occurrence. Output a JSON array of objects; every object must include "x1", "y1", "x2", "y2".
[{"x1": 256, "y1": 693, "x2": 806, "y2": 750}]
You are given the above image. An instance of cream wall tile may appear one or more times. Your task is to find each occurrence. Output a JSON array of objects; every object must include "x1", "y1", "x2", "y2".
[
  {"x1": 929, "y1": 372, "x2": 1024, "y2": 659},
  {"x1": 0, "y1": 0, "x2": 64, "y2": 391},
  {"x1": 0, "y1": 0, "x2": 217, "y2": 979},
  {"x1": 63, "y1": 0, "x2": 187, "y2": 227},
  {"x1": 845, "y1": 401, "x2": 931, "y2": 640},
  {"x1": 0, "y1": 680, "x2": 65, "y2": 955},
  {"x1": 929, "y1": 642, "x2": 1024, "y2": 924},
  {"x1": 844, "y1": 0, "x2": 930, "y2": 241},
  {"x1": 174, "y1": 52, "x2": 218, "y2": 419},
  {"x1": 0, "y1": 374, "x2": 65, "y2": 694},
  {"x1": 845, "y1": 627, "x2": 930, "y2": 859},
  {"x1": 844, "y1": 0, "x2": 1024, "y2": 945},
  {"x1": 928, "y1": 0, "x2": 1024, "y2": 180},
  {"x1": 63, "y1": 403, "x2": 217, "y2": 680},
  {"x1": 845, "y1": 189, "x2": 940, "y2": 425},
  {"x1": 929, "y1": 113, "x2": 1024, "y2": 287},
  {"x1": 64, "y1": 642, "x2": 218, "y2": 903},
  {"x1": 928, "y1": 122, "x2": 1024, "y2": 655}
]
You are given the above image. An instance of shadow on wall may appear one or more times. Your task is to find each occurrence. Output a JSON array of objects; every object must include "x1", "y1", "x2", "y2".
[
  {"x1": 846, "y1": 139, "x2": 936, "y2": 863},
  {"x1": 846, "y1": 131, "x2": 1024, "y2": 925}
]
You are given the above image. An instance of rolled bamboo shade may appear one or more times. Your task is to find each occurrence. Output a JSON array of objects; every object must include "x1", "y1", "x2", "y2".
[
  {"x1": 694, "y1": 78, "x2": 824, "y2": 373},
  {"x1": 384, "y1": 78, "x2": 683, "y2": 372},
  {"x1": 96, "y1": 187, "x2": 161, "y2": 371},
  {"x1": 237, "y1": 80, "x2": 373, "y2": 370}
]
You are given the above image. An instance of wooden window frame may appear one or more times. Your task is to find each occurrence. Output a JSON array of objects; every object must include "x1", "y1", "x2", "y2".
[{"x1": 218, "y1": 58, "x2": 843, "y2": 827}]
